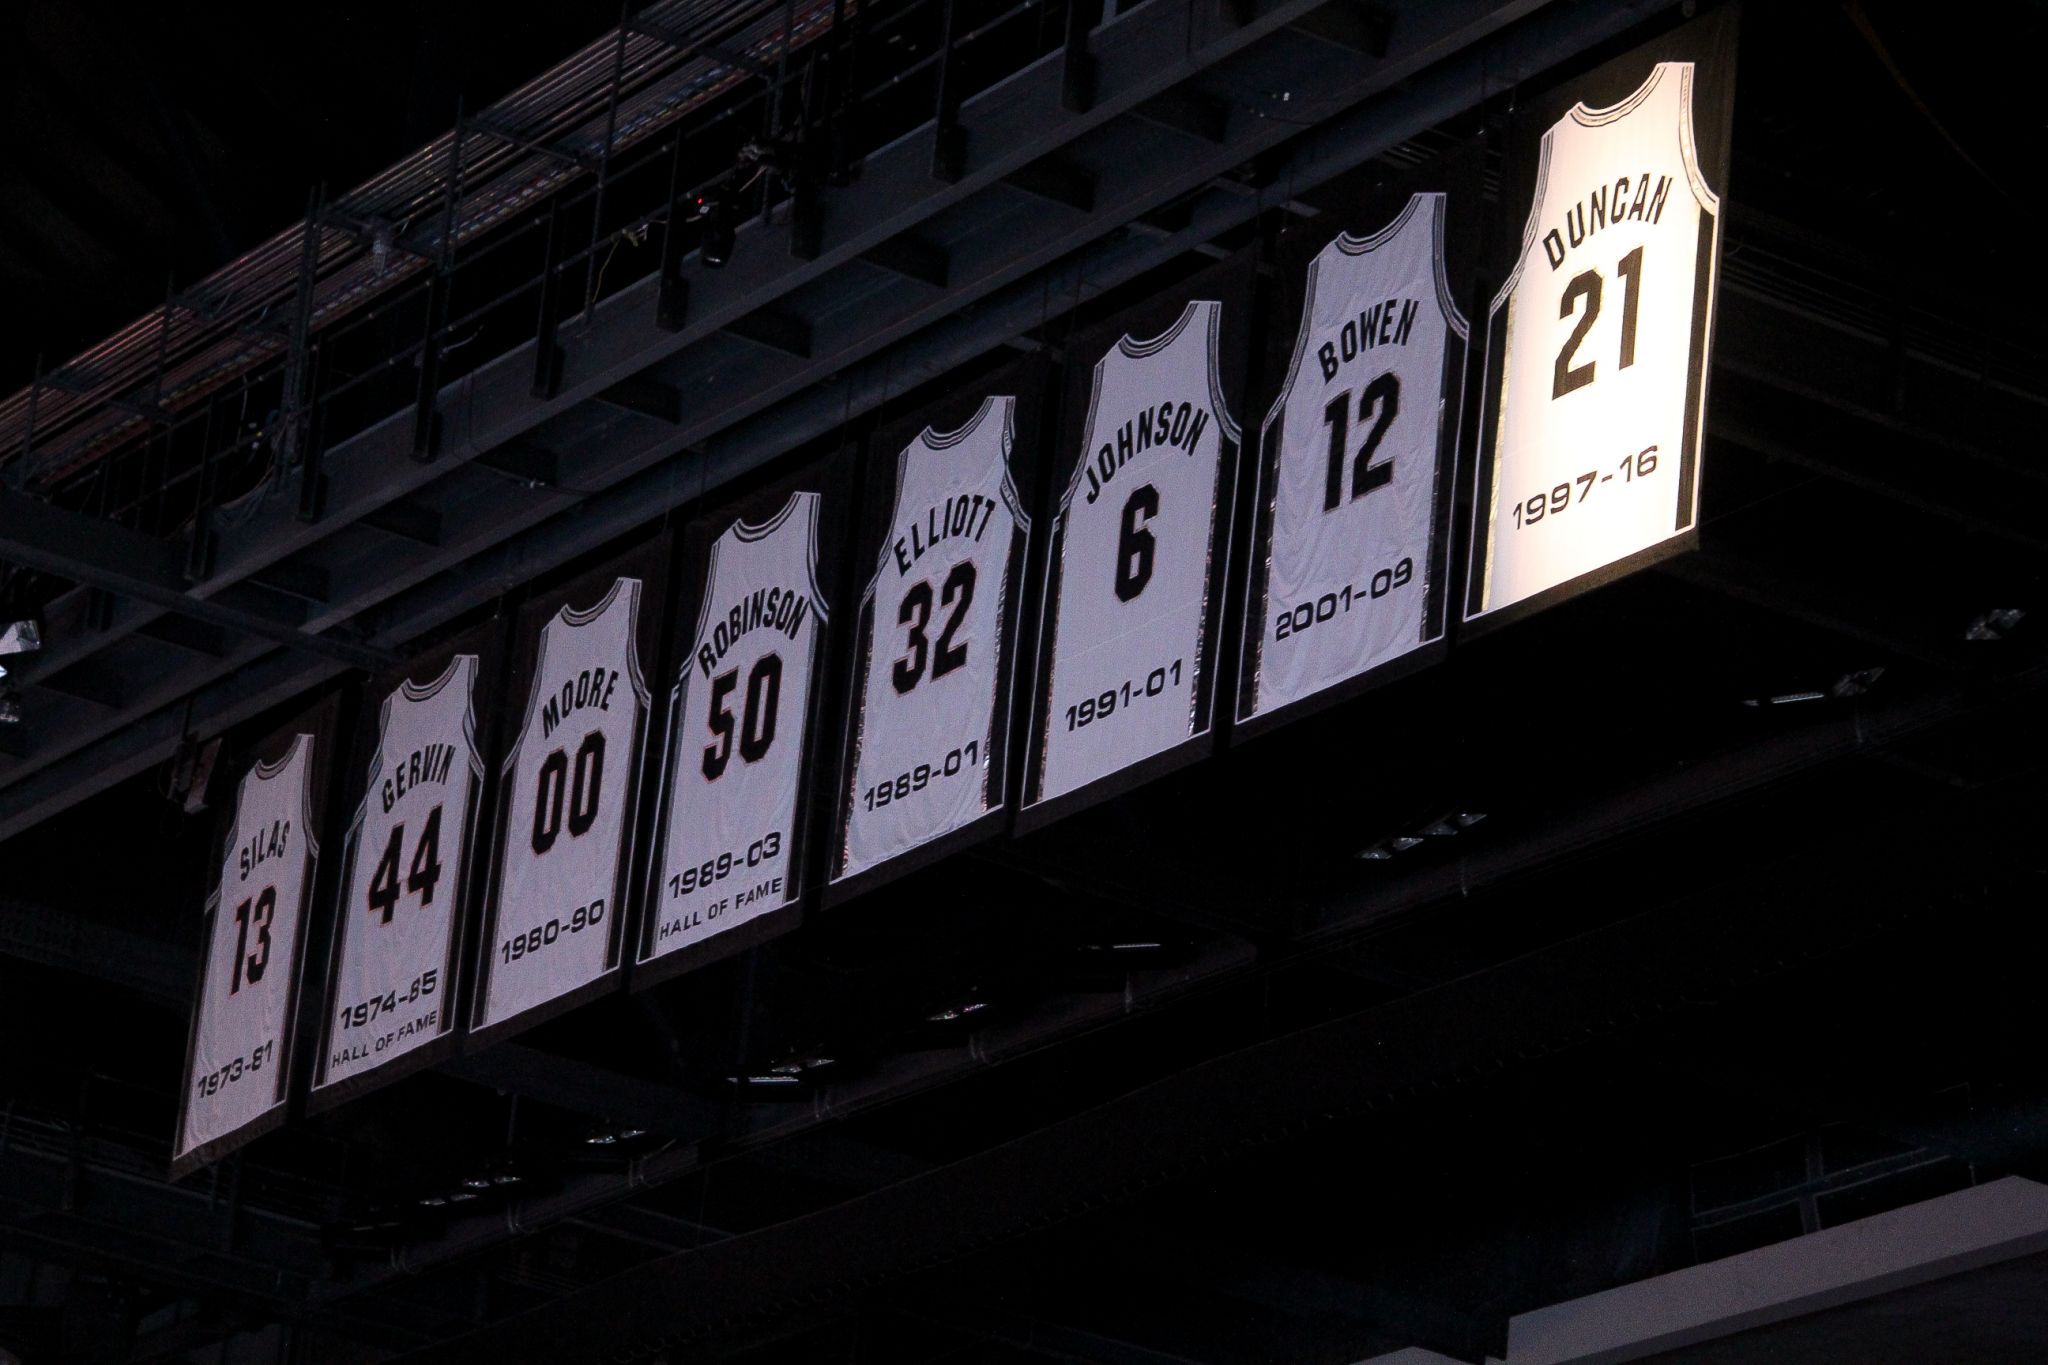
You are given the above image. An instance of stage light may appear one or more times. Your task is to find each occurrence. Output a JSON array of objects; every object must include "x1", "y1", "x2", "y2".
[
  {"x1": 1420, "y1": 818, "x2": 1459, "y2": 837},
  {"x1": 697, "y1": 192, "x2": 736, "y2": 268},
  {"x1": 1829, "y1": 666, "x2": 1884, "y2": 699},
  {"x1": 0, "y1": 693, "x2": 22, "y2": 726},
  {"x1": 417, "y1": 1194, "x2": 448, "y2": 1208},
  {"x1": 925, "y1": 997, "x2": 989, "y2": 1024},
  {"x1": 1355, "y1": 844, "x2": 1393, "y2": 861},
  {"x1": 0, "y1": 620, "x2": 39, "y2": 656},
  {"x1": 1754, "y1": 690, "x2": 1824, "y2": 706},
  {"x1": 1453, "y1": 812, "x2": 1487, "y2": 828},
  {"x1": 1965, "y1": 608, "x2": 2025, "y2": 641},
  {"x1": 1387, "y1": 835, "x2": 1424, "y2": 852},
  {"x1": 459, "y1": 1174, "x2": 493, "y2": 1192}
]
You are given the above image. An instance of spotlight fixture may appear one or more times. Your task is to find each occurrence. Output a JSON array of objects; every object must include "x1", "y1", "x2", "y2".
[
  {"x1": 0, "y1": 692, "x2": 22, "y2": 726},
  {"x1": 1355, "y1": 844, "x2": 1394, "y2": 861},
  {"x1": 925, "y1": 996, "x2": 990, "y2": 1025},
  {"x1": 696, "y1": 191, "x2": 736, "y2": 268},
  {"x1": 0, "y1": 619, "x2": 40, "y2": 656},
  {"x1": 1965, "y1": 608, "x2": 2026, "y2": 642},
  {"x1": 1829, "y1": 666, "x2": 1884, "y2": 699},
  {"x1": 1387, "y1": 835, "x2": 1424, "y2": 853}
]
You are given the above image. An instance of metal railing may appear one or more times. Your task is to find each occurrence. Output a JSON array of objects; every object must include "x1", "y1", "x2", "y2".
[{"x1": 0, "y1": 0, "x2": 1094, "y2": 609}]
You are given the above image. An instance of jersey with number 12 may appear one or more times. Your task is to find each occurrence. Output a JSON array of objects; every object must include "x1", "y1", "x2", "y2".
[{"x1": 1244, "y1": 192, "x2": 1465, "y2": 720}]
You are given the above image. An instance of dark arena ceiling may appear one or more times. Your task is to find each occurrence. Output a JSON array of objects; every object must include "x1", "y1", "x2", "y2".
[{"x1": 4, "y1": 1, "x2": 2048, "y2": 1363}]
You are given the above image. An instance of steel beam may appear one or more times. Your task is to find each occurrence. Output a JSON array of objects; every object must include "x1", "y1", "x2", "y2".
[{"x1": 0, "y1": 487, "x2": 390, "y2": 672}]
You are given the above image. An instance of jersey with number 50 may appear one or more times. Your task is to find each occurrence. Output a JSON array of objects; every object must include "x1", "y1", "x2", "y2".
[
  {"x1": 648, "y1": 492, "x2": 827, "y2": 965},
  {"x1": 1470, "y1": 61, "x2": 1719, "y2": 620}
]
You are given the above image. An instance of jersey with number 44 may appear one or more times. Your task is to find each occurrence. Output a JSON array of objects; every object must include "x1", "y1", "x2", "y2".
[
  {"x1": 318, "y1": 655, "x2": 481, "y2": 1091},
  {"x1": 1473, "y1": 61, "x2": 1719, "y2": 618},
  {"x1": 1035, "y1": 300, "x2": 1237, "y2": 806},
  {"x1": 649, "y1": 492, "x2": 827, "y2": 962}
]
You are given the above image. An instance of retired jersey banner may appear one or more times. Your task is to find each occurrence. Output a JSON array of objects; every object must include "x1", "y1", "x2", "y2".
[
  {"x1": 471, "y1": 541, "x2": 664, "y2": 1043},
  {"x1": 638, "y1": 457, "x2": 851, "y2": 985},
  {"x1": 1237, "y1": 154, "x2": 1478, "y2": 738},
  {"x1": 308, "y1": 622, "x2": 497, "y2": 1110},
  {"x1": 173, "y1": 698, "x2": 336, "y2": 1178},
  {"x1": 828, "y1": 358, "x2": 1044, "y2": 904},
  {"x1": 1020, "y1": 250, "x2": 1253, "y2": 830},
  {"x1": 1465, "y1": 8, "x2": 1736, "y2": 629}
]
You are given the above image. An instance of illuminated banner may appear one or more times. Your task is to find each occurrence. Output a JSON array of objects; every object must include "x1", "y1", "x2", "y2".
[
  {"x1": 1465, "y1": 11, "x2": 1736, "y2": 627},
  {"x1": 1021, "y1": 252, "x2": 1251, "y2": 828},
  {"x1": 829, "y1": 360, "x2": 1043, "y2": 903},
  {"x1": 308, "y1": 625, "x2": 495, "y2": 1109},
  {"x1": 472, "y1": 544, "x2": 663, "y2": 1042},
  {"x1": 639, "y1": 460, "x2": 848, "y2": 984},
  {"x1": 1238, "y1": 171, "x2": 1474, "y2": 737},
  {"x1": 173, "y1": 700, "x2": 334, "y2": 1178}
]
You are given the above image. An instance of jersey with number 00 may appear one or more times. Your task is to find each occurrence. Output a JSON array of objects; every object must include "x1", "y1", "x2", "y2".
[
  {"x1": 480, "y1": 580, "x2": 647, "y2": 1029},
  {"x1": 1034, "y1": 300, "x2": 1237, "y2": 806},
  {"x1": 1471, "y1": 61, "x2": 1719, "y2": 618},
  {"x1": 839, "y1": 399, "x2": 1029, "y2": 881},
  {"x1": 647, "y1": 493, "x2": 827, "y2": 961},
  {"x1": 1245, "y1": 193, "x2": 1466, "y2": 719},
  {"x1": 317, "y1": 655, "x2": 482, "y2": 1091},
  {"x1": 180, "y1": 732, "x2": 316, "y2": 1163}
]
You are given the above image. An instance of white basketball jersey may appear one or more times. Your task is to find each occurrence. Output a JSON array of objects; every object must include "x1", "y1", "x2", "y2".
[
  {"x1": 1034, "y1": 300, "x2": 1237, "y2": 806},
  {"x1": 1472, "y1": 62, "x2": 1718, "y2": 618},
  {"x1": 647, "y1": 493, "x2": 827, "y2": 961},
  {"x1": 317, "y1": 655, "x2": 482, "y2": 1092},
  {"x1": 1245, "y1": 193, "x2": 1466, "y2": 720},
  {"x1": 838, "y1": 398, "x2": 1029, "y2": 882},
  {"x1": 180, "y1": 732, "x2": 316, "y2": 1164},
  {"x1": 480, "y1": 580, "x2": 647, "y2": 1029}
]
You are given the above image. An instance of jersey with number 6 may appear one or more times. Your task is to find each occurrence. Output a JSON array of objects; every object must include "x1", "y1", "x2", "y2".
[
  {"x1": 316, "y1": 655, "x2": 482, "y2": 1093},
  {"x1": 838, "y1": 398, "x2": 1029, "y2": 883},
  {"x1": 1470, "y1": 61, "x2": 1719, "y2": 619},
  {"x1": 479, "y1": 581, "x2": 647, "y2": 1031},
  {"x1": 1244, "y1": 193, "x2": 1466, "y2": 721},
  {"x1": 179, "y1": 732, "x2": 316, "y2": 1165},
  {"x1": 647, "y1": 493, "x2": 827, "y2": 964},
  {"x1": 1032, "y1": 299, "x2": 1238, "y2": 807}
]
